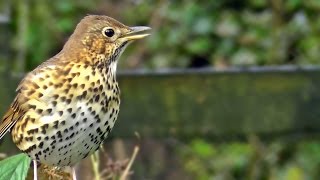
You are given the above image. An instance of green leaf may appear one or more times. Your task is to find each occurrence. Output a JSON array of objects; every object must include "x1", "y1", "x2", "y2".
[{"x1": 0, "y1": 153, "x2": 31, "y2": 180}]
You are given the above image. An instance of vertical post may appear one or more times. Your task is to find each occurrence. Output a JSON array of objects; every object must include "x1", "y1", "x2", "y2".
[
  {"x1": 14, "y1": 0, "x2": 29, "y2": 73},
  {"x1": 0, "y1": 0, "x2": 11, "y2": 73},
  {"x1": 0, "y1": 0, "x2": 13, "y2": 112}
]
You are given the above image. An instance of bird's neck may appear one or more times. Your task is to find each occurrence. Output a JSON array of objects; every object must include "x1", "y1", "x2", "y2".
[{"x1": 57, "y1": 40, "x2": 129, "y2": 78}]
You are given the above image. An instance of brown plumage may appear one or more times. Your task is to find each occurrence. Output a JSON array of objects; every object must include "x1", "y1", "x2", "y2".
[{"x1": 0, "y1": 15, "x2": 150, "y2": 169}]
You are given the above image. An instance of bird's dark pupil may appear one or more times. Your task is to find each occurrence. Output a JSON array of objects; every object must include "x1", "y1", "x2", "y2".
[{"x1": 104, "y1": 29, "x2": 114, "y2": 37}]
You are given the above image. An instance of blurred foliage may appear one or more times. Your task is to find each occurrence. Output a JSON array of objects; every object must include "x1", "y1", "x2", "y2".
[
  {"x1": 178, "y1": 138, "x2": 320, "y2": 180},
  {"x1": 7, "y1": 0, "x2": 320, "y2": 72}
]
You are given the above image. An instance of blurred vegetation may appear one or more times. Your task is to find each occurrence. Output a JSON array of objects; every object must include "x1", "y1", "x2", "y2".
[
  {"x1": 1, "y1": 0, "x2": 320, "y2": 179},
  {"x1": 6, "y1": 0, "x2": 320, "y2": 72},
  {"x1": 178, "y1": 138, "x2": 320, "y2": 180}
]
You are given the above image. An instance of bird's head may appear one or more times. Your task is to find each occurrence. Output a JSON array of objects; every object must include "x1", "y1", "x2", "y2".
[{"x1": 63, "y1": 15, "x2": 150, "y2": 66}]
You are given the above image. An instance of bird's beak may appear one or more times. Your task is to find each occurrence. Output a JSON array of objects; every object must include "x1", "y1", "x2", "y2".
[{"x1": 121, "y1": 26, "x2": 151, "y2": 41}]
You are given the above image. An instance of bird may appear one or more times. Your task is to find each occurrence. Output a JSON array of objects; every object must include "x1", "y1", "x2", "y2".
[{"x1": 0, "y1": 15, "x2": 150, "y2": 180}]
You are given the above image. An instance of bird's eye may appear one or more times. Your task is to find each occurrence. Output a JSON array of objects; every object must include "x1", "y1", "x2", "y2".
[{"x1": 102, "y1": 27, "x2": 115, "y2": 37}]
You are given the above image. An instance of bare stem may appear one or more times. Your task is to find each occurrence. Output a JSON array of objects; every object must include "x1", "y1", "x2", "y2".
[
  {"x1": 119, "y1": 146, "x2": 139, "y2": 180},
  {"x1": 91, "y1": 151, "x2": 101, "y2": 180}
]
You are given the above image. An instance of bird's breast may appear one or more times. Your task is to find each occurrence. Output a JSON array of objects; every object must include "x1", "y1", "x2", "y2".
[{"x1": 12, "y1": 64, "x2": 121, "y2": 166}]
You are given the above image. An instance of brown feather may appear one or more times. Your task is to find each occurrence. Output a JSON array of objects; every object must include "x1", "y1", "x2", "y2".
[{"x1": 0, "y1": 106, "x2": 24, "y2": 140}]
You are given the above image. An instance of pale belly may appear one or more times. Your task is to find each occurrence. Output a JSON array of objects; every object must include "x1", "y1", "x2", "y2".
[{"x1": 15, "y1": 100, "x2": 119, "y2": 166}]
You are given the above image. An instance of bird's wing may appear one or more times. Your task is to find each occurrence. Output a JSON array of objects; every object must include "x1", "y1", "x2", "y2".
[
  {"x1": 0, "y1": 57, "x2": 64, "y2": 139},
  {"x1": 0, "y1": 58, "x2": 64, "y2": 140},
  {"x1": 0, "y1": 73, "x2": 38, "y2": 140},
  {"x1": 0, "y1": 101, "x2": 25, "y2": 139},
  {"x1": 0, "y1": 71, "x2": 44, "y2": 140},
  {"x1": 0, "y1": 70, "x2": 34, "y2": 140}
]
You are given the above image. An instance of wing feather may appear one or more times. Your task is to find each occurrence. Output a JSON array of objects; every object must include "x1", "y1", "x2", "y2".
[{"x1": 0, "y1": 107, "x2": 24, "y2": 139}]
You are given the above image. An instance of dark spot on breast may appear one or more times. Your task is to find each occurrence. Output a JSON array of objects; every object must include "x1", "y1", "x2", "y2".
[
  {"x1": 30, "y1": 118, "x2": 36, "y2": 123},
  {"x1": 66, "y1": 78, "x2": 72, "y2": 82},
  {"x1": 24, "y1": 144, "x2": 36, "y2": 153},
  {"x1": 38, "y1": 142, "x2": 44, "y2": 149},
  {"x1": 27, "y1": 128, "x2": 39, "y2": 135},
  {"x1": 63, "y1": 88, "x2": 70, "y2": 94},
  {"x1": 28, "y1": 104, "x2": 36, "y2": 110},
  {"x1": 64, "y1": 128, "x2": 68, "y2": 133},
  {"x1": 70, "y1": 132, "x2": 75, "y2": 138},
  {"x1": 71, "y1": 113, "x2": 76, "y2": 119},
  {"x1": 25, "y1": 136, "x2": 33, "y2": 141},
  {"x1": 53, "y1": 94, "x2": 59, "y2": 99},
  {"x1": 50, "y1": 140, "x2": 56, "y2": 146},
  {"x1": 54, "y1": 83, "x2": 63, "y2": 88},
  {"x1": 71, "y1": 73, "x2": 77, "y2": 78},
  {"x1": 61, "y1": 96, "x2": 66, "y2": 102},
  {"x1": 95, "y1": 95, "x2": 100, "y2": 102},
  {"x1": 46, "y1": 108, "x2": 52, "y2": 114},
  {"x1": 56, "y1": 131, "x2": 62, "y2": 138},
  {"x1": 53, "y1": 121, "x2": 59, "y2": 129},
  {"x1": 96, "y1": 127, "x2": 102, "y2": 134},
  {"x1": 36, "y1": 109, "x2": 43, "y2": 114}
]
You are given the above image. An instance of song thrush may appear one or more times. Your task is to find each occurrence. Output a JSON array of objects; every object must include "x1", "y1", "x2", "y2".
[{"x1": 0, "y1": 15, "x2": 150, "y2": 179}]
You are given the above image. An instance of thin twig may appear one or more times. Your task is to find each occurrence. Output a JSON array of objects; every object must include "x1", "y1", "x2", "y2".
[
  {"x1": 91, "y1": 151, "x2": 101, "y2": 180},
  {"x1": 119, "y1": 146, "x2": 139, "y2": 180}
]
